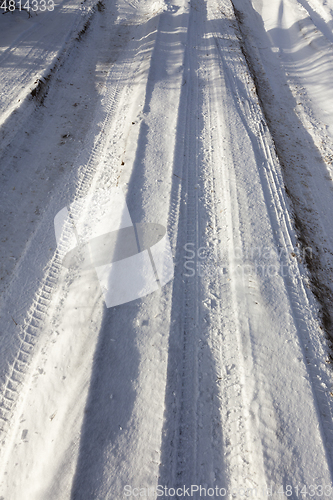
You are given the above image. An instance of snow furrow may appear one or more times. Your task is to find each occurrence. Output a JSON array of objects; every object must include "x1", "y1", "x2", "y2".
[
  {"x1": 2, "y1": 0, "x2": 333, "y2": 496},
  {"x1": 170, "y1": 2, "x2": 200, "y2": 486},
  {"x1": 217, "y1": 0, "x2": 333, "y2": 489},
  {"x1": 0, "y1": 5, "x2": 164, "y2": 492}
]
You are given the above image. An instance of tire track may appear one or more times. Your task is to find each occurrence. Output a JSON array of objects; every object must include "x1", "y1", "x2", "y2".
[
  {"x1": 199, "y1": 4, "x2": 268, "y2": 492},
  {"x1": 161, "y1": 0, "x2": 333, "y2": 492},
  {"x1": 159, "y1": 0, "x2": 260, "y2": 495},
  {"x1": 158, "y1": 0, "x2": 215, "y2": 494},
  {"x1": 0, "y1": 12, "x2": 161, "y2": 478},
  {"x1": 232, "y1": 0, "x2": 333, "y2": 348},
  {"x1": 214, "y1": 0, "x2": 333, "y2": 488},
  {"x1": 173, "y1": 7, "x2": 200, "y2": 486},
  {"x1": 229, "y1": 0, "x2": 333, "y2": 457}
]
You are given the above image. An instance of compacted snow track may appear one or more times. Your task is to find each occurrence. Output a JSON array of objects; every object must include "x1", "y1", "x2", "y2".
[{"x1": 1, "y1": 0, "x2": 333, "y2": 498}]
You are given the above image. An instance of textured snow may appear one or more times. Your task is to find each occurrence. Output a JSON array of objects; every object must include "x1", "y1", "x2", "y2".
[{"x1": 1, "y1": 0, "x2": 333, "y2": 498}]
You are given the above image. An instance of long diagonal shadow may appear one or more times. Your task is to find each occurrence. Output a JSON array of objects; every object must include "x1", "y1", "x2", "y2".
[{"x1": 70, "y1": 7, "x2": 190, "y2": 499}]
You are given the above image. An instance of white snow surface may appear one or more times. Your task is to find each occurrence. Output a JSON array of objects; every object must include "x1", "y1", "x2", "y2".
[{"x1": 1, "y1": 0, "x2": 333, "y2": 498}]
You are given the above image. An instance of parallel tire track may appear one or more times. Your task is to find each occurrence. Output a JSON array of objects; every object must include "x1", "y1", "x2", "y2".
[
  {"x1": 228, "y1": 0, "x2": 333, "y2": 460},
  {"x1": 215, "y1": 0, "x2": 333, "y2": 487},
  {"x1": 160, "y1": 0, "x2": 263, "y2": 494},
  {"x1": 0, "y1": 14, "x2": 161, "y2": 472}
]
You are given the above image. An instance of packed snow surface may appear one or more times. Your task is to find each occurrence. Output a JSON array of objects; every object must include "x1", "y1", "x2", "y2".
[{"x1": 1, "y1": 0, "x2": 333, "y2": 498}]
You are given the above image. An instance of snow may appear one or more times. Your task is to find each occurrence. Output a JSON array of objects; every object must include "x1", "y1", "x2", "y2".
[
  {"x1": 1, "y1": 0, "x2": 333, "y2": 498},
  {"x1": 0, "y1": 0, "x2": 96, "y2": 137}
]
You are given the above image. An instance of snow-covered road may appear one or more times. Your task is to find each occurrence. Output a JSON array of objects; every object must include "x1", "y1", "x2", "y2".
[{"x1": 1, "y1": 0, "x2": 333, "y2": 498}]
